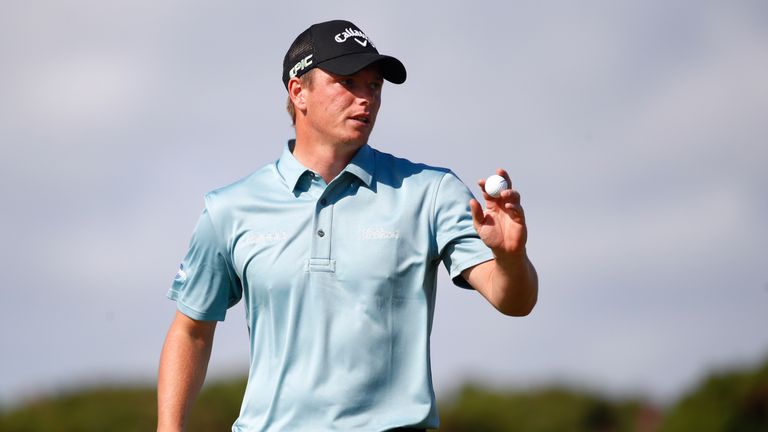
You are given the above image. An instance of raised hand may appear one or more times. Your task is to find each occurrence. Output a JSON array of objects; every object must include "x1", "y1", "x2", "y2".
[{"x1": 469, "y1": 168, "x2": 528, "y2": 262}]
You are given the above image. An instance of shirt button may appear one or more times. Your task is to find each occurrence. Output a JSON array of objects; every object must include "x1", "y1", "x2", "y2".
[
  {"x1": 320, "y1": 198, "x2": 327, "y2": 206},
  {"x1": 317, "y1": 229, "x2": 325, "y2": 237}
]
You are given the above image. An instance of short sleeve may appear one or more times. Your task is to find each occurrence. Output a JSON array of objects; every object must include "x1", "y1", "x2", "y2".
[
  {"x1": 167, "y1": 208, "x2": 242, "y2": 321},
  {"x1": 434, "y1": 171, "x2": 495, "y2": 289}
]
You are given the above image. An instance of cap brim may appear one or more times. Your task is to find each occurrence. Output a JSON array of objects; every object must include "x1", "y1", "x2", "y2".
[{"x1": 318, "y1": 53, "x2": 406, "y2": 84}]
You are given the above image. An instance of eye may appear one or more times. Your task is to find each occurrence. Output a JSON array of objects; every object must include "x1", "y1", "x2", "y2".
[{"x1": 369, "y1": 81, "x2": 382, "y2": 91}]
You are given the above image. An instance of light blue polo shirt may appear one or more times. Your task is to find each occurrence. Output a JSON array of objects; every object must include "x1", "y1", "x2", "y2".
[{"x1": 168, "y1": 141, "x2": 494, "y2": 431}]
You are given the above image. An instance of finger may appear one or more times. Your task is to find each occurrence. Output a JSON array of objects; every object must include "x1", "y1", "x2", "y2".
[
  {"x1": 476, "y1": 178, "x2": 501, "y2": 206},
  {"x1": 491, "y1": 169, "x2": 515, "y2": 206},
  {"x1": 499, "y1": 188, "x2": 521, "y2": 205},
  {"x1": 477, "y1": 178, "x2": 486, "y2": 193},
  {"x1": 504, "y1": 202, "x2": 526, "y2": 224},
  {"x1": 496, "y1": 168, "x2": 512, "y2": 189},
  {"x1": 469, "y1": 199, "x2": 485, "y2": 231}
]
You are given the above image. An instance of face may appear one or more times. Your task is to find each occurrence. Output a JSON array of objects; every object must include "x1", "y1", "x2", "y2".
[{"x1": 296, "y1": 66, "x2": 384, "y2": 149}]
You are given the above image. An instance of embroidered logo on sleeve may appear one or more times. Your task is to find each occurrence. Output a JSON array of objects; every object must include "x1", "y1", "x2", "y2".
[{"x1": 174, "y1": 263, "x2": 187, "y2": 283}]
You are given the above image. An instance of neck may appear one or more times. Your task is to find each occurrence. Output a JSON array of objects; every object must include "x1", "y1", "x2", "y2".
[{"x1": 291, "y1": 135, "x2": 362, "y2": 184}]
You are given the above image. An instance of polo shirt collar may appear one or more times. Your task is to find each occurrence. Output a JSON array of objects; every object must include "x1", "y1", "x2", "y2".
[
  {"x1": 342, "y1": 143, "x2": 374, "y2": 188},
  {"x1": 277, "y1": 140, "x2": 375, "y2": 192},
  {"x1": 276, "y1": 140, "x2": 311, "y2": 192}
]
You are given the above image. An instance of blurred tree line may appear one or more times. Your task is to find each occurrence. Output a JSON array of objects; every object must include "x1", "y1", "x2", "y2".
[{"x1": 1, "y1": 356, "x2": 765, "y2": 431}]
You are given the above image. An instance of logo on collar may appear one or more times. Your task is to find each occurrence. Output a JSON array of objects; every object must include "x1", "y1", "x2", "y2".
[{"x1": 334, "y1": 28, "x2": 374, "y2": 48}]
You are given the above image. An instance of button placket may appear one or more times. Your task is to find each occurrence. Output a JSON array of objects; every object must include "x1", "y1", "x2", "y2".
[
  {"x1": 308, "y1": 176, "x2": 352, "y2": 272},
  {"x1": 311, "y1": 190, "x2": 334, "y2": 265}
]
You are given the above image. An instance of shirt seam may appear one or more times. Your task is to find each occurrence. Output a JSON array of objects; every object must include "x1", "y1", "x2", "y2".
[
  {"x1": 175, "y1": 297, "x2": 225, "y2": 321},
  {"x1": 202, "y1": 194, "x2": 242, "y2": 308},
  {"x1": 428, "y1": 171, "x2": 449, "y2": 260},
  {"x1": 451, "y1": 251, "x2": 495, "y2": 289}
]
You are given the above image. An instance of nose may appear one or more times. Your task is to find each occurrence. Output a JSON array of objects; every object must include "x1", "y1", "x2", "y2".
[
  {"x1": 355, "y1": 87, "x2": 375, "y2": 105},
  {"x1": 359, "y1": 87, "x2": 382, "y2": 109}
]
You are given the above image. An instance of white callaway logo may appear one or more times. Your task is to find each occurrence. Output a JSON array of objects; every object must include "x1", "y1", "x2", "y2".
[{"x1": 334, "y1": 28, "x2": 374, "y2": 48}]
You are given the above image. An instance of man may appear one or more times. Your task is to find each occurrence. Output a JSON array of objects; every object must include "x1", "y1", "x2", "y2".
[{"x1": 158, "y1": 19, "x2": 537, "y2": 432}]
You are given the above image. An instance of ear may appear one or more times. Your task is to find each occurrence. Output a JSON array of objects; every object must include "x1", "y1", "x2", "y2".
[{"x1": 288, "y1": 77, "x2": 308, "y2": 112}]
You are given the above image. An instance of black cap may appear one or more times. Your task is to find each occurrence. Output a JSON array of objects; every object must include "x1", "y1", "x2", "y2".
[{"x1": 282, "y1": 20, "x2": 406, "y2": 89}]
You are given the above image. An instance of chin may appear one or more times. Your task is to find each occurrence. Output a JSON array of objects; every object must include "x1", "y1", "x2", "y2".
[{"x1": 340, "y1": 133, "x2": 371, "y2": 147}]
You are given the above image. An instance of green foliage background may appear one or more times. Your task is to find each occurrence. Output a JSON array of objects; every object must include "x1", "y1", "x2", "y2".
[{"x1": 1, "y1": 357, "x2": 766, "y2": 431}]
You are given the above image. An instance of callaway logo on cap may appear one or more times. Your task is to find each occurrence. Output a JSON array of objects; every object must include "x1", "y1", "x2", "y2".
[{"x1": 282, "y1": 20, "x2": 407, "y2": 88}]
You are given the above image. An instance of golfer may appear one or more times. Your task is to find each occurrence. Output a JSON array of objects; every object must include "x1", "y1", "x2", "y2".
[{"x1": 158, "y1": 19, "x2": 538, "y2": 432}]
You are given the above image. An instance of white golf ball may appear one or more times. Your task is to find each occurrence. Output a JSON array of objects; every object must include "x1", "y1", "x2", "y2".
[{"x1": 484, "y1": 174, "x2": 509, "y2": 198}]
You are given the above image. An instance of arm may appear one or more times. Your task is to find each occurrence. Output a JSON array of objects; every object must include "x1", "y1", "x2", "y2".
[
  {"x1": 462, "y1": 252, "x2": 538, "y2": 316},
  {"x1": 462, "y1": 168, "x2": 539, "y2": 316},
  {"x1": 157, "y1": 310, "x2": 217, "y2": 432}
]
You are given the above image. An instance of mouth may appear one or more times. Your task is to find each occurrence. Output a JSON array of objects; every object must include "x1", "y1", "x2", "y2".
[{"x1": 350, "y1": 114, "x2": 370, "y2": 124}]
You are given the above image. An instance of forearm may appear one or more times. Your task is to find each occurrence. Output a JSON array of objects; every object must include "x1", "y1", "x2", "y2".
[
  {"x1": 489, "y1": 252, "x2": 538, "y2": 316},
  {"x1": 157, "y1": 312, "x2": 216, "y2": 432},
  {"x1": 465, "y1": 251, "x2": 538, "y2": 316}
]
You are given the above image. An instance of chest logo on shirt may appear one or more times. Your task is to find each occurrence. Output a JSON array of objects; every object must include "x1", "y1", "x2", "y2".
[
  {"x1": 242, "y1": 231, "x2": 288, "y2": 245},
  {"x1": 361, "y1": 227, "x2": 399, "y2": 240}
]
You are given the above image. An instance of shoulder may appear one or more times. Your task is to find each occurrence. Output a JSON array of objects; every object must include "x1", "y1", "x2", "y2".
[
  {"x1": 202, "y1": 162, "x2": 278, "y2": 218},
  {"x1": 370, "y1": 147, "x2": 453, "y2": 185}
]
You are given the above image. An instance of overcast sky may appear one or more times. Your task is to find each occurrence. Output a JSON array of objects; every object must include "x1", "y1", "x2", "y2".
[{"x1": 1, "y1": 0, "x2": 767, "y2": 408}]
